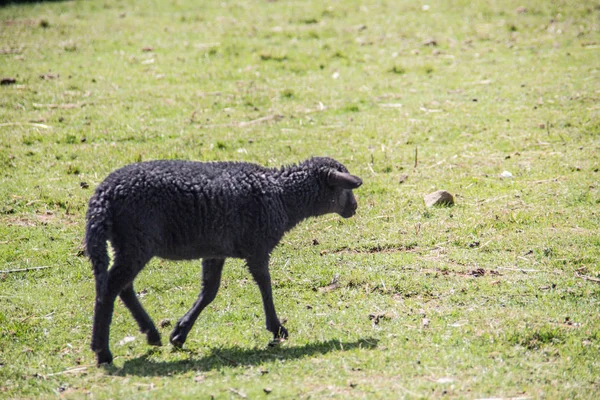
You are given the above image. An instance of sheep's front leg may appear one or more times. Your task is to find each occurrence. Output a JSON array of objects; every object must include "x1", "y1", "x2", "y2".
[
  {"x1": 248, "y1": 256, "x2": 288, "y2": 343},
  {"x1": 170, "y1": 258, "x2": 225, "y2": 348}
]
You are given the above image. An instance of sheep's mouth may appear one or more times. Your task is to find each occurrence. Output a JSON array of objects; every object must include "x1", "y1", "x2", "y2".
[{"x1": 339, "y1": 208, "x2": 357, "y2": 218}]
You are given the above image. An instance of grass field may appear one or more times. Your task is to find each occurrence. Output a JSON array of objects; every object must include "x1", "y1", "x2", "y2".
[{"x1": 1, "y1": 0, "x2": 599, "y2": 398}]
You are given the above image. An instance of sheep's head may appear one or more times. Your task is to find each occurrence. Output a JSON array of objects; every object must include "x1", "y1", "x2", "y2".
[
  {"x1": 304, "y1": 157, "x2": 362, "y2": 218},
  {"x1": 325, "y1": 169, "x2": 362, "y2": 218},
  {"x1": 289, "y1": 157, "x2": 362, "y2": 221}
]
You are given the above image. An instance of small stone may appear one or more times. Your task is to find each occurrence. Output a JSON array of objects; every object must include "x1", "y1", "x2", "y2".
[
  {"x1": 398, "y1": 174, "x2": 409, "y2": 184},
  {"x1": 424, "y1": 190, "x2": 454, "y2": 207},
  {"x1": 159, "y1": 319, "x2": 172, "y2": 328}
]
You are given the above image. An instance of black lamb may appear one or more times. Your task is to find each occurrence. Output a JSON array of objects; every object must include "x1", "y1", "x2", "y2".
[{"x1": 85, "y1": 156, "x2": 362, "y2": 365}]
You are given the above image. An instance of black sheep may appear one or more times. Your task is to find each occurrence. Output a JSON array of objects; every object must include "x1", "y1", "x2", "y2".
[{"x1": 85, "y1": 156, "x2": 362, "y2": 365}]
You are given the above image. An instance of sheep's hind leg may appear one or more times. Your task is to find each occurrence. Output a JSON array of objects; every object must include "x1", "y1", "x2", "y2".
[
  {"x1": 119, "y1": 284, "x2": 161, "y2": 346},
  {"x1": 92, "y1": 262, "x2": 139, "y2": 365},
  {"x1": 170, "y1": 258, "x2": 225, "y2": 348},
  {"x1": 247, "y1": 256, "x2": 288, "y2": 344},
  {"x1": 92, "y1": 291, "x2": 117, "y2": 365}
]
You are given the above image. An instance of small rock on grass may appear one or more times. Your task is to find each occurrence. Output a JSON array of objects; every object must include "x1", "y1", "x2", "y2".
[
  {"x1": 424, "y1": 190, "x2": 454, "y2": 207},
  {"x1": 1, "y1": 78, "x2": 16, "y2": 85},
  {"x1": 159, "y1": 318, "x2": 172, "y2": 328}
]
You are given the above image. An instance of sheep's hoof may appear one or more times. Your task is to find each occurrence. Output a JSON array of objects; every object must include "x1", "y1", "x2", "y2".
[
  {"x1": 275, "y1": 325, "x2": 289, "y2": 339},
  {"x1": 268, "y1": 337, "x2": 286, "y2": 347},
  {"x1": 96, "y1": 349, "x2": 113, "y2": 366},
  {"x1": 146, "y1": 330, "x2": 162, "y2": 347},
  {"x1": 169, "y1": 333, "x2": 185, "y2": 349},
  {"x1": 147, "y1": 337, "x2": 162, "y2": 347}
]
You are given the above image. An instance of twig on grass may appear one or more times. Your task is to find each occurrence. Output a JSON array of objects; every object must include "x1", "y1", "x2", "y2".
[
  {"x1": 0, "y1": 266, "x2": 53, "y2": 274},
  {"x1": 237, "y1": 114, "x2": 283, "y2": 127},
  {"x1": 32, "y1": 102, "x2": 84, "y2": 109},
  {"x1": 0, "y1": 122, "x2": 52, "y2": 129},
  {"x1": 229, "y1": 388, "x2": 247, "y2": 398},
  {"x1": 367, "y1": 163, "x2": 376, "y2": 175},
  {"x1": 201, "y1": 114, "x2": 284, "y2": 128},
  {"x1": 414, "y1": 146, "x2": 418, "y2": 168},
  {"x1": 493, "y1": 266, "x2": 567, "y2": 275},
  {"x1": 495, "y1": 266, "x2": 542, "y2": 273},
  {"x1": 297, "y1": 102, "x2": 327, "y2": 114},
  {"x1": 45, "y1": 365, "x2": 93, "y2": 377},
  {"x1": 575, "y1": 273, "x2": 600, "y2": 284}
]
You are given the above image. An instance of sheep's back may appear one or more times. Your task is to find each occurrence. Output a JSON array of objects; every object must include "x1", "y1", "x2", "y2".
[{"x1": 93, "y1": 160, "x2": 286, "y2": 260}]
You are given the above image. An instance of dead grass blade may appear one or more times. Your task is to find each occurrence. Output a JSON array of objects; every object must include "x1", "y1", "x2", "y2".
[{"x1": 0, "y1": 266, "x2": 53, "y2": 274}]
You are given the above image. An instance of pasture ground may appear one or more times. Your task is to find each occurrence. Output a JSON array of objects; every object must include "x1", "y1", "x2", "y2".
[{"x1": 1, "y1": 0, "x2": 599, "y2": 398}]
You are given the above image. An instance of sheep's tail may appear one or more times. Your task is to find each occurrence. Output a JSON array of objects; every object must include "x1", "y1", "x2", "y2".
[{"x1": 85, "y1": 198, "x2": 111, "y2": 301}]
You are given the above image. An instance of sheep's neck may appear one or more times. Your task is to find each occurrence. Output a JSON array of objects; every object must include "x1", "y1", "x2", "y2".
[{"x1": 279, "y1": 173, "x2": 321, "y2": 231}]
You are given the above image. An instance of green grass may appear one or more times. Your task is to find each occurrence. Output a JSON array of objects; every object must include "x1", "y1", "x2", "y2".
[{"x1": 1, "y1": 0, "x2": 599, "y2": 398}]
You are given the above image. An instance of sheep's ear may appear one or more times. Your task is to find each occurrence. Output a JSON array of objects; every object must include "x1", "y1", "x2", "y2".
[{"x1": 327, "y1": 170, "x2": 363, "y2": 189}]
